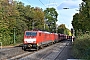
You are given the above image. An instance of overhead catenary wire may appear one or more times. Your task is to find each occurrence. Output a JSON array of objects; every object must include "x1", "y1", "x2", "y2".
[
  {"x1": 39, "y1": 0, "x2": 47, "y2": 8},
  {"x1": 53, "y1": 0, "x2": 57, "y2": 7},
  {"x1": 47, "y1": 0, "x2": 57, "y2": 8},
  {"x1": 18, "y1": 0, "x2": 34, "y2": 7},
  {"x1": 27, "y1": 0, "x2": 34, "y2": 7}
]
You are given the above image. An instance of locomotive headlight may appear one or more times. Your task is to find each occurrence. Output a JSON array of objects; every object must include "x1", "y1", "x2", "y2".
[
  {"x1": 33, "y1": 41, "x2": 36, "y2": 43},
  {"x1": 24, "y1": 41, "x2": 27, "y2": 43},
  {"x1": 37, "y1": 43, "x2": 39, "y2": 46}
]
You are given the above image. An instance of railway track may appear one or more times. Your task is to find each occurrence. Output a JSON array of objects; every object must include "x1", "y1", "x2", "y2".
[
  {"x1": 0, "y1": 47, "x2": 28, "y2": 60},
  {"x1": 39, "y1": 41, "x2": 70, "y2": 60},
  {"x1": 18, "y1": 40, "x2": 71, "y2": 60},
  {"x1": 0, "y1": 40, "x2": 71, "y2": 60},
  {"x1": 54, "y1": 40, "x2": 71, "y2": 60}
]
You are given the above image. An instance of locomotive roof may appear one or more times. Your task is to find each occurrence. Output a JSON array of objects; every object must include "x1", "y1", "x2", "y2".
[{"x1": 25, "y1": 30, "x2": 51, "y2": 33}]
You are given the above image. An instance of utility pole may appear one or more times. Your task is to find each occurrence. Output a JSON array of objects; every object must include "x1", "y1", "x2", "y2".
[
  {"x1": 13, "y1": 27, "x2": 16, "y2": 44},
  {"x1": 71, "y1": 28, "x2": 74, "y2": 43}
]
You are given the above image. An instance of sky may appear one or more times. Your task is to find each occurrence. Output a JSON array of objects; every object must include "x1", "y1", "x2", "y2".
[{"x1": 15, "y1": 0, "x2": 83, "y2": 30}]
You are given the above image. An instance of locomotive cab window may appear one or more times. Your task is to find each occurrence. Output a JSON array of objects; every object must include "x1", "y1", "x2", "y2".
[{"x1": 26, "y1": 32, "x2": 37, "y2": 36}]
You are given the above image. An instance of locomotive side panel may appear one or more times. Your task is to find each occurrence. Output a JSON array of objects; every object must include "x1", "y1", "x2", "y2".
[
  {"x1": 51, "y1": 33, "x2": 55, "y2": 43},
  {"x1": 36, "y1": 32, "x2": 43, "y2": 46}
]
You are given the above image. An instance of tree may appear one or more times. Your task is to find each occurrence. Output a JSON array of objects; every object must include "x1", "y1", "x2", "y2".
[
  {"x1": 57, "y1": 24, "x2": 70, "y2": 35},
  {"x1": 0, "y1": 0, "x2": 20, "y2": 45},
  {"x1": 33, "y1": 7, "x2": 44, "y2": 30},
  {"x1": 44, "y1": 8, "x2": 58, "y2": 32},
  {"x1": 57, "y1": 24, "x2": 66, "y2": 34},
  {"x1": 72, "y1": 0, "x2": 90, "y2": 36}
]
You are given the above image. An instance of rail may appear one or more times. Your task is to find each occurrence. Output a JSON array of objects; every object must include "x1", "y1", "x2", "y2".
[{"x1": 0, "y1": 42, "x2": 2, "y2": 49}]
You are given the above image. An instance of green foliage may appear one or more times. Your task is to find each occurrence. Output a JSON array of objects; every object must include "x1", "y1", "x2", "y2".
[
  {"x1": 72, "y1": 1, "x2": 90, "y2": 36},
  {"x1": 0, "y1": 1, "x2": 24, "y2": 45},
  {"x1": 0, "y1": 0, "x2": 18, "y2": 45},
  {"x1": 57, "y1": 24, "x2": 70, "y2": 35},
  {"x1": 72, "y1": 34, "x2": 90, "y2": 59},
  {"x1": 33, "y1": 7, "x2": 45, "y2": 30},
  {"x1": 44, "y1": 8, "x2": 58, "y2": 32},
  {"x1": 64, "y1": 29, "x2": 70, "y2": 35},
  {"x1": 68, "y1": 1, "x2": 90, "y2": 59}
]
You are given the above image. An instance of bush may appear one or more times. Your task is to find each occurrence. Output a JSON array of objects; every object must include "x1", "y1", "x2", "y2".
[{"x1": 72, "y1": 34, "x2": 90, "y2": 60}]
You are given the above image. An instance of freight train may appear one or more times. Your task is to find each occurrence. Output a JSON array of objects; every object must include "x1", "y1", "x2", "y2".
[{"x1": 22, "y1": 30, "x2": 71, "y2": 51}]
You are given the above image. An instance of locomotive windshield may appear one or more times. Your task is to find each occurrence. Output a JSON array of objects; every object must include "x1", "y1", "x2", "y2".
[{"x1": 25, "y1": 32, "x2": 37, "y2": 36}]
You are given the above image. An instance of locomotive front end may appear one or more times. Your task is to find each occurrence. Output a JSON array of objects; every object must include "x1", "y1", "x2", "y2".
[{"x1": 22, "y1": 31, "x2": 38, "y2": 50}]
